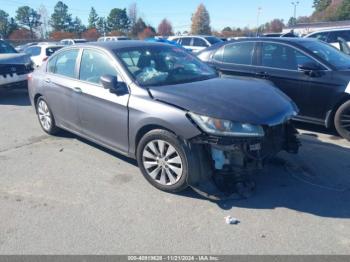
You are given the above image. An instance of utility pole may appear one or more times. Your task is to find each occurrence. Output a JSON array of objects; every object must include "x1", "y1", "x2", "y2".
[
  {"x1": 256, "y1": 7, "x2": 262, "y2": 37},
  {"x1": 291, "y1": 1, "x2": 300, "y2": 20}
]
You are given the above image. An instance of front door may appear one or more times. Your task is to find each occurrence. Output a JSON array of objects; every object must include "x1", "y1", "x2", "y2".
[
  {"x1": 76, "y1": 48, "x2": 129, "y2": 153},
  {"x1": 255, "y1": 42, "x2": 320, "y2": 118}
]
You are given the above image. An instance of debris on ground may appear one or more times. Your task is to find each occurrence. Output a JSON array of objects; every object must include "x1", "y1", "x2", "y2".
[{"x1": 225, "y1": 216, "x2": 240, "y2": 225}]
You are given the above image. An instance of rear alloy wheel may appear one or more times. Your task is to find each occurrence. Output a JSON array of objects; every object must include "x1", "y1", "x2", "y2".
[
  {"x1": 334, "y1": 100, "x2": 350, "y2": 141},
  {"x1": 36, "y1": 97, "x2": 60, "y2": 135},
  {"x1": 137, "y1": 130, "x2": 189, "y2": 192}
]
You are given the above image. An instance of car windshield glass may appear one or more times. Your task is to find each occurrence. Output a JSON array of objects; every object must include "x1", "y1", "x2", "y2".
[
  {"x1": 300, "y1": 40, "x2": 350, "y2": 69},
  {"x1": 205, "y1": 37, "x2": 222, "y2": 45},
  {"x1": 115, "y1": 45, "x2": 217, "y2": 87},
  {"x1": 0, "y1": 42, "x2": 17, "y2": 54}
]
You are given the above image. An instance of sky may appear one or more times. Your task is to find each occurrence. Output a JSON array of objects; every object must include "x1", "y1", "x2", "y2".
[{"x1": 1, "y1": 0, "x2": 315, "y2": 32}]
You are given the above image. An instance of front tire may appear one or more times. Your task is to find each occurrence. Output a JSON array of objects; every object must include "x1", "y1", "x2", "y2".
[
  {"x1": 36, "y1": 97, "x2": 60, "y2": 135},
  {"x1": 136, "y1": 129, "x2": 189, "y2": 193},
  {"x1": 334, "y1": 100, "x2": 350, "y2": 141}
]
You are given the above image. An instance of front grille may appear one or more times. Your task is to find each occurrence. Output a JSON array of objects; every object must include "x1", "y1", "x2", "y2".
[{"x1": 0, "y1": 64, "x2": 31, "y2": 76}]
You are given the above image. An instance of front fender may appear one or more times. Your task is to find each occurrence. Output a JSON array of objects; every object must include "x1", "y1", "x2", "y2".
[{"x1": 128, "y1": 95, "x2": 202, "y2": 156}]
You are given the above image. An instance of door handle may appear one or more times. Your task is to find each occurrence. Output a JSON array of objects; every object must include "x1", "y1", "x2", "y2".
[
  {"x1": 255, "y1": 72, "x2": 269, "y2": 78},
  {"x1": 45, "y1": 78, "x2": 51, "y2": 83},
  {"x1": 73, "y1": 87, "x2": 82, "y2": 93}
]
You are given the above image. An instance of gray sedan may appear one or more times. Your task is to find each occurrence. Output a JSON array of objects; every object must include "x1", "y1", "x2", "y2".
[{"x1": 28, "y1": 41, "x2": 299, "y2": 194}]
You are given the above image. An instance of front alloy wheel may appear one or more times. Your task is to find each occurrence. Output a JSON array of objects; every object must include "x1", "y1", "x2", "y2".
[
  {"x1": 137, "y1": 129, "x2": 189, "y2": 192},
  {"x1": 142, "y1": 140, "x2": 183, "y2": 186}
]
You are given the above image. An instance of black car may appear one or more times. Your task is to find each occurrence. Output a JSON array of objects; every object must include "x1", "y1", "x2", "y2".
[{"x1": 198, "y1": 37, "x2": 350, "y2": 140}]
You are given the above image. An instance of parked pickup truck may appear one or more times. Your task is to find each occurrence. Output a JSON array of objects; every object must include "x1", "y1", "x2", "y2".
[{"x1": 0, "y1": 40, "x2": 33, "y2": 89}]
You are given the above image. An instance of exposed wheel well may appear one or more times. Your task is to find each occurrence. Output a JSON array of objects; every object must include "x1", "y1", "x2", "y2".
[
  {"x1": 33, "y1": 94, "x2": 43, "y2": 112},
  {"x1": 134, "y1": 125, "x2": 175, "y2": 154}
]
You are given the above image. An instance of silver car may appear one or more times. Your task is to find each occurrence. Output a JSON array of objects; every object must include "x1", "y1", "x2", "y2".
[{"x1": 28, "y1": 41, "x2": 299, "y2": 195}]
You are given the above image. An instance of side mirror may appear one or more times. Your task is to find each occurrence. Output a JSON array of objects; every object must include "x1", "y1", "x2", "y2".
[
  {"x1": 298, "y1": 62, "x2": 323, "y2": 77},
  {"x1": 100, "y1": 75, "x2": 127, "y2": 96}
]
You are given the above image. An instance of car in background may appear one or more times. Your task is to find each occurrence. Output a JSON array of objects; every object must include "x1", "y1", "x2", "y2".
[
  {"x1": 28, "y1": 41, "x2": 299, "y2": 194},
  {"x1": 168, "y1": 35, "x2": 223, "y2": 53},
  {"x1": 97, "y1": 36, "x2": 131, "y2": 42},
  {"x1": 198, "y1": 37, "x2": 350, "y2": 140},
  {"x1": 15, "y1": 42, "x2": 37, "y2": 53},
  {"x1": 24, "y1": 43, "x2": 63, "y2": 67},
  {"x1": 0, "y1": 40, "x2": 33, "y2": 89},
  {"x1": 60, "y1": 39, "x2": 87, "y2": 46},
  {"x1": 305, "y1": 28, "x2": 350, "y2": 50}
]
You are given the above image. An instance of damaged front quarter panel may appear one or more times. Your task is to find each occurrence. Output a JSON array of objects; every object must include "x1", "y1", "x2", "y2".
[{"x1": 186, "y1": 121, "x2": 300, "y2": 200}]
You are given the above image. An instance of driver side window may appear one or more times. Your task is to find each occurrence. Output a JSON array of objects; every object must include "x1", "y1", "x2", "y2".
[{"x1": 79, "y1": 49, "x2": 118, "y2": 85}]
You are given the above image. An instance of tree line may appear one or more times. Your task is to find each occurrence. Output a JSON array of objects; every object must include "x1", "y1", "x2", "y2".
[{"x1": 1, "y1": 1, "x2": 349, "y2": 41}]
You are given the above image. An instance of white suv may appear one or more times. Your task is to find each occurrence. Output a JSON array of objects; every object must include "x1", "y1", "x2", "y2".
[
  {"x1": 168, "y1": 35, "x2": 222, "y2": 53},
  {"x1": 24, "y1": 43, "x2": 63, "y2": 67},
  {"x1": 305, "y1": 28, "x2": 350, "y2": 50}
]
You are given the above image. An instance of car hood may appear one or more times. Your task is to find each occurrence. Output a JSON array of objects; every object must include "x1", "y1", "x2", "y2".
[
  {"x1": 0, "y1": 53, "x2": 31, "y2": 65},
  {"x1": 148, "y1": 77, "x2": 298, "y2": 126}
]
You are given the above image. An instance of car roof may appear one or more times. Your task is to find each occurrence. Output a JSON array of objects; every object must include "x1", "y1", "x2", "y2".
[
  {"x1": 200, "y1": 37, "x2": 320, "y2": 52},
  {"x1": 307, "y1": 27, "x2": 350, "y2": 35},
  {"x1": 75, "y1": 40, "x2": 172, "y2": 51}
]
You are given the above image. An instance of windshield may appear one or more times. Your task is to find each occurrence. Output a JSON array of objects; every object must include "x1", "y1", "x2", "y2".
[
  {"x1": 300, "y1": 40, "x2": 350, "y2": 70},
  {"x1": 115, "y1": 45, "x2": 217, "y2": 87},
  {"x1": 205, "y1": 36, "x2": 222, "y2": 45},
  {"x1": 0, "y1": 41, "x2": 17, "y2": 54}
]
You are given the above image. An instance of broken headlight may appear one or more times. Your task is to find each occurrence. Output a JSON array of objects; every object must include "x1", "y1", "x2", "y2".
[{"x1": 189, "y1": 112, "x2": 265, "y2": 137}]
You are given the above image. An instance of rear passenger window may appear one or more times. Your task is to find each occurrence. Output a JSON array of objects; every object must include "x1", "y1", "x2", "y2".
[
  {"x1": 180, "y1": 38, "x2": 192, "y2": 46},
  {"x1": 193, "y1": 38, "x2": 208, "y2": 47},
  {"x1": 54, "y1": 49, "x2": 79, "y2": 78},
  {"x1": 223, "y1": 42, "x2": 255, "y2": 65},
  {"x1": 79, "y1": 49, "x2": 118, "y2": 85},
  {"x1": 47, "y1": 56, "x2": 57, "y2": 73}
]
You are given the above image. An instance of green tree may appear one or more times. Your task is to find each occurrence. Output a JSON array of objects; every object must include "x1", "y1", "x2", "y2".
[
  {"x1": 88, "y1": 7, "x2": 99, "y2": 29},
  {"x1": 131, "y1": 17, "x2": 146, "y2": 37},
  {"x1": 287, "y1": 17, "x2": 297, "y2": 27},
  {"x1": 15, "y1": 6, "x2": 41, "y2": 39},
  {"x1": 107, "y1": 8, "x2": 130, "y2": 33},
  {"x1": 335, "y1": 0, "x2": 350, "y2": 20},
  {"x1": 191, "y1": 4, "x2": 211, "y2": 35},
  {"x1": 71, "y1": 16, "x2": 85, "y2": 35},
  {"x1": 50, "y1": 1, "x2": 72, "y2": 32},
  {"x1": 0, "y1": 10, "x2": 18, "y2": 38},
  {"x1": 96, "y1": 17, "x2": 107, "y2": 35},
  {"x1": 313, "y1": 0, "x2": 332, "y2": 12}
]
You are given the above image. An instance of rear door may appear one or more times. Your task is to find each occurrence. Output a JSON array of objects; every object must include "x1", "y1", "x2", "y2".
[
  {"x1": 212, "y1": 41, "x2": 257, "y2": 78},
  {"x1": 76, "y1": 48, "x2": 129, "y2": 153},
  {"x1": 44, "y1": 48, "x2": 81, "y2": 131}
]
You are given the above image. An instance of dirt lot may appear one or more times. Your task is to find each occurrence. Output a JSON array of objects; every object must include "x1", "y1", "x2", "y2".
[{"x1": 0, "y1": 89, "x2": 349, "y2": 254}]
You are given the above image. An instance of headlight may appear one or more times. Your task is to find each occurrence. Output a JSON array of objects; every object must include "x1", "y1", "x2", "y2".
[{"x1": 188, "y1": 112, "x2": 265, "y2": 137}]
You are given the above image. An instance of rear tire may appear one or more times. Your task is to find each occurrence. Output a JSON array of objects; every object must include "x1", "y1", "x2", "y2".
[
  {"x1": 334, "y1": 100, "x2": 350, "y2": 141},
  {"x1": 36, "y1": 97, "x2": 60, "y2": 135},
  {"x1": 136, "y1": 129, "x2": 190, "y2": 193}
]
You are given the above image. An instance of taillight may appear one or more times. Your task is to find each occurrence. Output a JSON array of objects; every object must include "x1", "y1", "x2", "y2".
[{"x1": 27, "y1": 73, "x2": 32, "y2": 81}]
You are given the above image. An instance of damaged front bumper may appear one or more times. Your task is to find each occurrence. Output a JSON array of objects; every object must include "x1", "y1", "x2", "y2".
[{"x1": 187, "y1": 121, "x2": 300, "y2": 200}]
